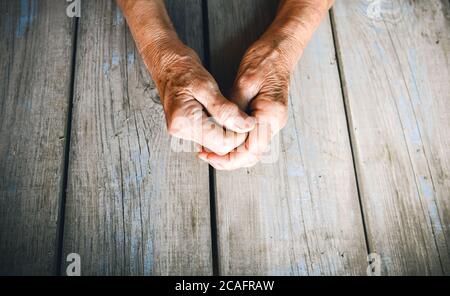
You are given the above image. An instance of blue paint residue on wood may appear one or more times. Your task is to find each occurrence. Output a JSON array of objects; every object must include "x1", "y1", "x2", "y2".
[
  {"x1": 112, "y1": 51, "x2": 120, "y2": 66},
  {"x1": 418, "y1": 176, "x2": 443, "y2": 235},
  {"x1": 16, "y1": 0, "x2": 37, "y2": 37},
  {"x1": 127, "y1": 52, "x2": 135, "y2": 67},
  {"x1": 372, "y1": 41, "x2": 389, "y2": 64},
  {"x1": 406, "y1": 48, "x2": 421, "y2": 105},
  {"x1": 144, "y1": 237, "x2": 154, "y2": 275},
  {"x1": 18, "y1": 98, "x2": 33, "y2": 112},
  {"x1": 287, "y1": 166, "x2": 305, "y2": 177},
  {"x1": 103, "y1": 62, "x2": 110, "y2": 75},
  {"x1": 116, "y1": 8, "x2": 124, "y2": 25},
  {"x1": 7, "y1": 184, "x2": 17, "y2": 194},
  {"x1": 103, "y1": 51, "x2": 121, "y2": 75},
  {"x1": 398, "y1": 95, "x2": 422, "y2": 147}
]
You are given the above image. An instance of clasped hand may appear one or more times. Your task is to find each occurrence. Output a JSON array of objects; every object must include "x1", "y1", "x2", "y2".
[
  {"x1": 159, "y1": 41, "x2": 290, "y2": 170},
  {"x1": 118, "y1": 0, "x2": 332, "y2": 171}
]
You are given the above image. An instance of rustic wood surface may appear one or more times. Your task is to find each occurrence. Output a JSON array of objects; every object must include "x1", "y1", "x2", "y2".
[
  {"x1": 0, "y1": 0, "x2": 448, "y2": 275},
  {"x1": 207, "y1": 0, "x2": 368, "y2": 275},
  {"x1": 60, "y1": 0, "x2": 212, "y2": 275},
  {"x1": 0, "y1": 0, "x2": 75, "y2": 275},
  {"x1": 332, "y1": 0, "x2": 450, "y2": 275}
]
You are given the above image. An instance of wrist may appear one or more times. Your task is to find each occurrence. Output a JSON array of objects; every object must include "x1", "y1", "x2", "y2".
[
  {"x1": 258, "y1": 29, "x2": 304, "y2": 73},
  {"x1": 141, "y1": 38, "x2": 200, "y2": 96},
  {"x1": 260, "y1": 1, "x2": 331, "y2": 69}
]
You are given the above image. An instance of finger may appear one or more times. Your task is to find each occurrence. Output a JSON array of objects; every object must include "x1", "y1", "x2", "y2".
[
  {"x1": 250, "y1": 97, "x2": 288, "y2": 136},
  {"x1": 199, "y1": 93, "x2": 288, "y2": 168},
  {"x1": 199, "y1": 149, "x2": 258, "y2": 171},
  {"x1": 198, "y1": 121, "x2": 272, "y2": 170},
  {"x1": 231, "y1": 73, "x2": 262, "y2": 111},
  {"x1": 192, "y1": 79, "x2": 256, "y2": 132},
  {"x1": 198, "y1": 115, "x2": 248, "y2": 155},
  {"x1": 168, "y1": 108, "x2": 247, "y2": 156},
  {"x1": 197, "y1": 91, "x2": 256, "y2": 133}
]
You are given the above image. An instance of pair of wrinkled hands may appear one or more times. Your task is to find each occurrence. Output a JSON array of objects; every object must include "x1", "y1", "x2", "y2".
[
  {"x1": 160, "y1": 38, "x2": 291, "y2": 170},
  {"x1": 159, "y1": 40, "x2": 291, "y2": 170}
]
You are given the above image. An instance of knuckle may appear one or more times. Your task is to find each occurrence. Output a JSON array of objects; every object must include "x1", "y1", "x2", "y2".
[
  {"x1": 194, "y1": 78, "x2": 215, "y2": 92},
  {"x1": 252, "y1": 98, "x2": 288, "y2": 131},
  {"x1": 236, "y1": 76, "x2": 249, "y2": 89},
  {"x1": 270, "y1": 100, "x2": 288, "y2": 130},
  {"x1": 236, "y1": 74, "x2": 255, "y2": 90},
  {"x1": 215, "y1": 102, "x2": 239, "y2": 123},
  {"x1": 214, "y1": 135, "x2": 239, "y2": 155},
  {"x1": 166, "y1": 102, "x2": 201, "y2": 137},
  {"x1": 167, "y1": 112, "x2": 183, "y2": 136},
  {"x1": 167, "y1": 113, "x2": 188, "y2": 137}
]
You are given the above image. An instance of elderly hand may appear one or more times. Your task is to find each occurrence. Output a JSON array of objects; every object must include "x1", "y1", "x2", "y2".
[
  {"x1": 149, "y1": 44, "x2": 256, "y2": 156},
  {"x1": 118, "y1": 0, "x2": 333, "y2": 168},
  {"x1": 196, "y1": 0, "x2": 334, "y2": 170},
  {"x1": 118, "y1": 0, "x2": 255, "y2": 156}
]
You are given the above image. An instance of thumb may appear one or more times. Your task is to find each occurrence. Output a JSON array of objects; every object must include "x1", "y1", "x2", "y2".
[
  {"x1": 230, "y1": 74, "x2": 262, "y2": 112},
  {"x1": 205, "y1": 93, "x2": 256, "y2": 133}
]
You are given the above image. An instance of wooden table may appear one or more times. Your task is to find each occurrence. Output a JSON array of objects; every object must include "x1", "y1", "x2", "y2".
[{"x1": 0, "y1": 0, "x2": 449, "y2": 275}]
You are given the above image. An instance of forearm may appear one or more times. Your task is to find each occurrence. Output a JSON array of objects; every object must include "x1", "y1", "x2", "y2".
[
  {"x1": 261, "y1": 0, "x2": 334, "y2": 71},
  {"x1": 116, "y1": 0, "x2": 195, "y2": 88}
]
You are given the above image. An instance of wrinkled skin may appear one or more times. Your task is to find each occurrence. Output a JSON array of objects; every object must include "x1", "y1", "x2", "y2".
[
  {"x1": 118, "y1": 0, "x2": 255, "y2": 156},
  {"x1": 118, "y1": 0, "x2": 333, "y2": 170},
  {"x1": 155, "y1": 46, "x2": 255, "y2": 156},
  {"x1": 198, "y1": 41, "x2": 291, "y2": 170},
  {"x1": 197, "y1": 0, "x2": 334, "y2": 169}
]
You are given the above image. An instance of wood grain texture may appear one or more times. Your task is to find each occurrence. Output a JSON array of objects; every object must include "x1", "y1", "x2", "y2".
[
  {"x1": 332, "y1": 0, "x2": 450, "y2": 275},
  {"x1": 0, "y1": 0, "x2": 75, "y2": 275},
  {"x1": 207, "y1": 0, "x2": 368, "y2": 275},
  {"x1": 61, "y1": 0, "x2": 212, "y2": 275}
]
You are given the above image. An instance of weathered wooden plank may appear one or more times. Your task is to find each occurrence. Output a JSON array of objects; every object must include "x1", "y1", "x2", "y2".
[
  {"x1": 61, "y1": 0, "x2": 212, "y2": 275},
  {"x1": 207, "y1": 0, "x2": 368, "y2": 275},
  {"x1": 0, "y1": 0, "x2": 75, "y2": 275},
  {"x1": 332, "y1": 0, "x2": 450, "y2": 275}
]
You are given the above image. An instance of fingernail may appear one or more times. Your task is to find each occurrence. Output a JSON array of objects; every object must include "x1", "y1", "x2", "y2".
[{"x1": 234, "y1": 117, "x2": 256, "y2": 131}]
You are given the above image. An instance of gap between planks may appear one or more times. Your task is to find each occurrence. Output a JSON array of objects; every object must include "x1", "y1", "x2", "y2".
[
  {"x1": 201, "y1": 0, "x2": 221, "y2": 276},
  {"x1": 56, "y1": 16, "x2": 79, "y2": 276},
  {"x1": 329, "y1": 9, "x2": 371, "y2": 256}
]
